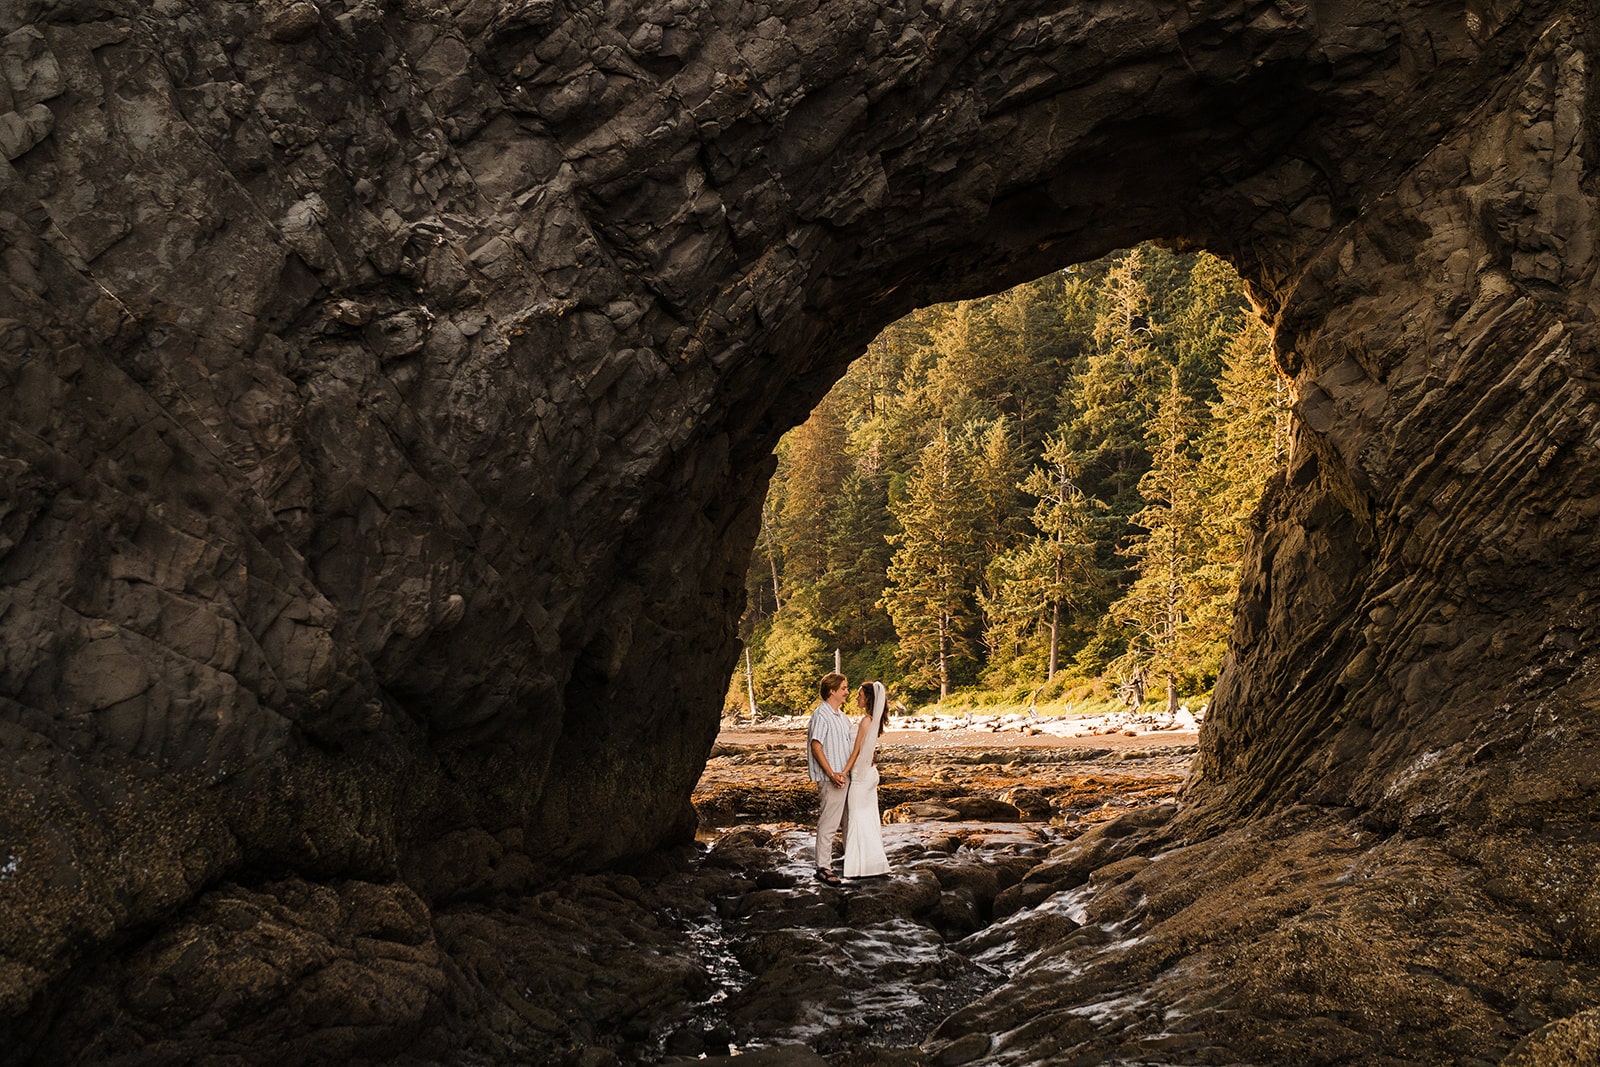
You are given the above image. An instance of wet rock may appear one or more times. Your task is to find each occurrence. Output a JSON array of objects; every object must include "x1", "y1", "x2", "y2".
[
  {"x1": 662, "y1": 1024, "x2": 709, "y2": 1056},
  {"x1": 685, "y1": 1047, "x2": 830, "y2": 1067},
  {"x1": 5, "y1": 0, "x2": 1600, "y2": 1062},
  {"x1": 1001, "y1": 786, "x2": 1052, "y2": 817},
  {"x1": 887, "y1": 801, "x2": 963, "y2": 823},
  {"x1": 990, "y1": 803, "x2": 1178, "y2": 920},
  {"x1": 843, "y1": 870, "x2": 941, "y2": 925},
  {"x1": 930, "y1": 1032, "x2": 991, "y2": 1066},
  {"x1": 704, "y1": 826, "x2": 783, "y2": 871},
  {"x1": 926, "y1": 806, "x2": 1600, "y2": 1066},
  {"x1": 887, "y1": 796, "x2": 1021, "y2": 823}
]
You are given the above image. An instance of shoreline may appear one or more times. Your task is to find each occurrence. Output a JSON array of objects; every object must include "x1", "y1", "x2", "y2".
[{"x1": 713, "y1": 721, "x2": 1201, "y2": 752}]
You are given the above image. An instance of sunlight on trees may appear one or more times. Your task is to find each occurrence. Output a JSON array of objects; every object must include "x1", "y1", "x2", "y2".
[
  {"x1": 726, "y1": 244, "x2": 1293, "y2": 717},
  {"x1": 883, "y1": 424, "x2": 987, "y2": 699}
]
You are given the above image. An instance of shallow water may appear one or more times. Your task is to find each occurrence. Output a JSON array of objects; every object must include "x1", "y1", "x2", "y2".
[
  {"x1": 649, "y1": 819, "x2": 1062, "y2": 1060},
  {"x1": 670, "y1": 732, "x2": 1194, "y2": 1062}
]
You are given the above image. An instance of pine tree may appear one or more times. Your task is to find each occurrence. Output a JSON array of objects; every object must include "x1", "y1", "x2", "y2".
[
  {"x1": 821, "y1": 442, "x2": 897, "y2": 655},
  {"x1": 774, "y1": 401, "x2": 850, "y2": 591},
  {"x1": 1168, "y1": 251, "x2": 1248, "y2": 403},
  {"x1": 969, "y1": 416, "x2": 1027, "y2": 556},
  {"x1": 872, "y1": 309, "x2": 945, "y2": 477},
  {"x1": 982, "y1": 432, "x2": 1106, "y2": 682},
  {"x1": 882, "y1": 425, "x2": 985, "y2": 698},
  {"x1": 924, "y1": 300, "x2": 993, "y2": 427},
  {"x1": 1029, "y1": 432, "x2": 1105, "y2": 679},
  {"x1": 1070, "y1": 246, "x2": 1164, "y2": 514},
  {"x1": 730, "y1": 241, "x2": 1279, "y2": 709},
  {"x1": 1185, "y1": 315, "x2": 1291, "y2": 670},
  {"x1": 1111, "y1": 364, "x2": 1205, "y2": 715}
]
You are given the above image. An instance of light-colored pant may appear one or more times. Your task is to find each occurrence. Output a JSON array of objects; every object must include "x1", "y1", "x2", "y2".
[{"x1": 815, "y1": 778, "x2": 848, "y2": 870}]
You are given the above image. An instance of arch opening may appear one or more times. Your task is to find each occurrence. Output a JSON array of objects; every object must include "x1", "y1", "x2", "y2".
[
  {"x1": 3, "y1": 0, "x2": 1600, "y2": 1062},
  {"x1": 727, "y1": 244, "x2": 1288, "y2": 731}
]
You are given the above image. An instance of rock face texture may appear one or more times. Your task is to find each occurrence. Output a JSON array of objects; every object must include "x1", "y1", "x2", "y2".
[{"x1": 2, "y1": 0, "x2": 1598, "y2": 1061}]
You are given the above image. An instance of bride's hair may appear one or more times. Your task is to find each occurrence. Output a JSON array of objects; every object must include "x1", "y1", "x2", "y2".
[{"x1": 867, "y1": 680, "x2": 889, "y2": 735}]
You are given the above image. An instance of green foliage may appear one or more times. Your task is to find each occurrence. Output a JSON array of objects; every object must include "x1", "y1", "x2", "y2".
[
  {"x1": 1068, "y1": 246, "x2": 1164, "y2": 516},
  {"x1": 1186, "y1": 314, "x2": 1290, "y2": 672},
  {"x1": 842, "y1": 641, "x2": 899, "y2": 696},
  {"x1": 747, "y1": 605, "x2": 828, "y2": 716},
  {"x1": 1108, "y1": 364, "x2": 1209, "y2": 713},
  {"x1": 883, "y1": 424, "x2": 987, "y2": 698},
  {"x1": 818, "y1": 459, "x2": 898, "y2": 651},
  {"x1": 773, "y1": 400, "x2": 850, "y2": 590},
  {"x1": 728, "y1": 244, "x2": 1288, "y2": 711},
  {"x1": 981, "y1": 430, "x2": 1107, "y2": 682}
]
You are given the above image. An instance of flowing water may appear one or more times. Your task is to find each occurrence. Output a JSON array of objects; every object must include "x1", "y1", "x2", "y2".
[{"x1": 647, "y1": 820, "x2": 1064, "y2": 1060}]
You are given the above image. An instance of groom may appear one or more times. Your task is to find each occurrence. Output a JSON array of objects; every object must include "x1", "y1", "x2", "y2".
[{"x1": 807, "y1": 672, "x2": 853, "y2": 886}]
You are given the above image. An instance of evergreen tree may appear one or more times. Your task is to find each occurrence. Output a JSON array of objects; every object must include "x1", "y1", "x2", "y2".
[
  {"x1": 882, "y1": 425, "x2": 985, "y2": 698},
  {"x1": 871, "y1": 309, "x2": 945, "y2": 477},
  {"x1": 985, "y1": 433, "x2": 1106, "y2": 681},
  {"x1": 821, "y1": 442, "x2": 898, "y2": 655},
  {"x1": 1168, "y1": 252, "x2": 1248, "y2": 403},
  {"x1": 774, "y1": 401, "x2": 850, "y2": 590},
  {"x1": 923, "y1": 300, "x2": 994, "y2": 428},
  {"x1": 969, "y1": 416, "x2": 1028, "y2": 556},
  {"x1": 730, "y1": 241, "x2": 1280, "y2": 709},
  {"x1": 1110, "y1": 365, "x2": 1206, "y2": 714},
  {"x1": 1069, "y1": 246, "x2": 1164, "y2": 514},
  {"x1": 1185, "y1": 316, "x2": 1291, "y2": 672}
]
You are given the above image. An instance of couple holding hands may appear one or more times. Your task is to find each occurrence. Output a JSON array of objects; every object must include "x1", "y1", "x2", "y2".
[{"x1": 806, "y1": 673, "x2": 891, "y2": 886}]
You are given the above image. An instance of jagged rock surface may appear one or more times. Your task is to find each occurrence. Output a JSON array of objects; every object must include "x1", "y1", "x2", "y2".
[{"x1": 2, "y1": 0, "x2": 1597, "y2": 1061}]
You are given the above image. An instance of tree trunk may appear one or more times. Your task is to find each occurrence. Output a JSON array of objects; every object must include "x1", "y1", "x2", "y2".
[
  {"x1": 1047, "y1": 598, "x2": 1060, "y2": 681},
  {"x1": 762, "y1": 505, "x2": 783, "y2": 612},
  {"x1": 938, "y1": 613, "x2": 951, "y2": 699},
  {"x1": 745, "y1": 647, "x2": 758, "y2": 718}
]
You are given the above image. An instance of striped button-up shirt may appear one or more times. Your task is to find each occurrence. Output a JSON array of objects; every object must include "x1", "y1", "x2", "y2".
[{"x1": 806, "y1": 701, "x2": 854, "y2": 783}]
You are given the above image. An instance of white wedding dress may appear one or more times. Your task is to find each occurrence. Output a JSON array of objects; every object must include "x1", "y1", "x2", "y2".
[{"x1": 843, "y1": 683, "x2": 890, "y2": 878}]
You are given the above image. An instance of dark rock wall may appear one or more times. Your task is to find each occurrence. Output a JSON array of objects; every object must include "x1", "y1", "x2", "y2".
[
  {"x1": 1, "y1": 0, "x2": 1595, "y2": 1056},
  {"x1": 1193, "y1": 9, "x2": 1600, "y2": 832}
]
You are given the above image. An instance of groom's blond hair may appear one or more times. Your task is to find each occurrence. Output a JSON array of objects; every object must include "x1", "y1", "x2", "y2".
[{"x1": 819, "y1": 673, "x2": 847, "y2": 700}]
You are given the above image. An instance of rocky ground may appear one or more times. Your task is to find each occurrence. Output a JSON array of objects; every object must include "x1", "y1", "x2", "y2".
[
  {"x1": 408, "y1": 721, "x2": 1201, "y2": 1066},
  {"x1": 0, "y1": 721, "x2": 1193, "y2": 1066},
  {"x1": 692, "y1": 716, "x2": 1195, "y2": 832},
  {"x1": 670, "y1": 720, "x2": 1196, "y2": 1063},
  {"x1": 431, "y1": 722, "x2": 1598, "y2": 1066},
  {"x1": 17, "y1": 723, "x2": 1598, "y2": 1066}
]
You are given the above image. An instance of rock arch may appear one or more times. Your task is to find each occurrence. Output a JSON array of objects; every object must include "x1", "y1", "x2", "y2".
[{"x1": 1, "y1": 0, "x2": 1596, "y2": 1057}]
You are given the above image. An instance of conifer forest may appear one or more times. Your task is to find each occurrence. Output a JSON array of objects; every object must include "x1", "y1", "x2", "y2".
[{"x1": 730, "y1": 245, "x2": 1293, "y2": 717}]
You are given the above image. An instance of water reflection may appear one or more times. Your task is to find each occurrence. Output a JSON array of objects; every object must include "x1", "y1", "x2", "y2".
[{"x1": 652, "y1": 819, "x2": 1061, "y2": 1061}]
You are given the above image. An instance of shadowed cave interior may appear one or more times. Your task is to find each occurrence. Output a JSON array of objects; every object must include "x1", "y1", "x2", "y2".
[{"x1": 2, "y1": 0, "x2": 1600, "y2": 1063}]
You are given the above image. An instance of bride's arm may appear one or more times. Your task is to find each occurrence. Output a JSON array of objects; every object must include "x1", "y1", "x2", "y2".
[{"x1": 841, "y1": 715, "x2": 870, "y2": 776}]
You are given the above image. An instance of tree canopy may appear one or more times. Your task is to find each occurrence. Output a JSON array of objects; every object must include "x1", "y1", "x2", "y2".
[{"x1": 729, "y1": 245, "x2": 1291, "y2": 716}]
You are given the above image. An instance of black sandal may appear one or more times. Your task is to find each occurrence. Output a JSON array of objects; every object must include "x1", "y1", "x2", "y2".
[{"x1": 815, "y1": 868, "x2": 842, "y2": 886}]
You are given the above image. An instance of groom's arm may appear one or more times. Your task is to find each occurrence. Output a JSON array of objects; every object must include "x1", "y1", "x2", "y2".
[{"x1": 810, "y1": 738, "x2": 845, "y2": 786}]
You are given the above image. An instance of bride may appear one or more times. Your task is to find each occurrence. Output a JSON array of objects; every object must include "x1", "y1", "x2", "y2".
[{"x1": 841, "y1": 680, "x2": 890, "y2": 878}]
